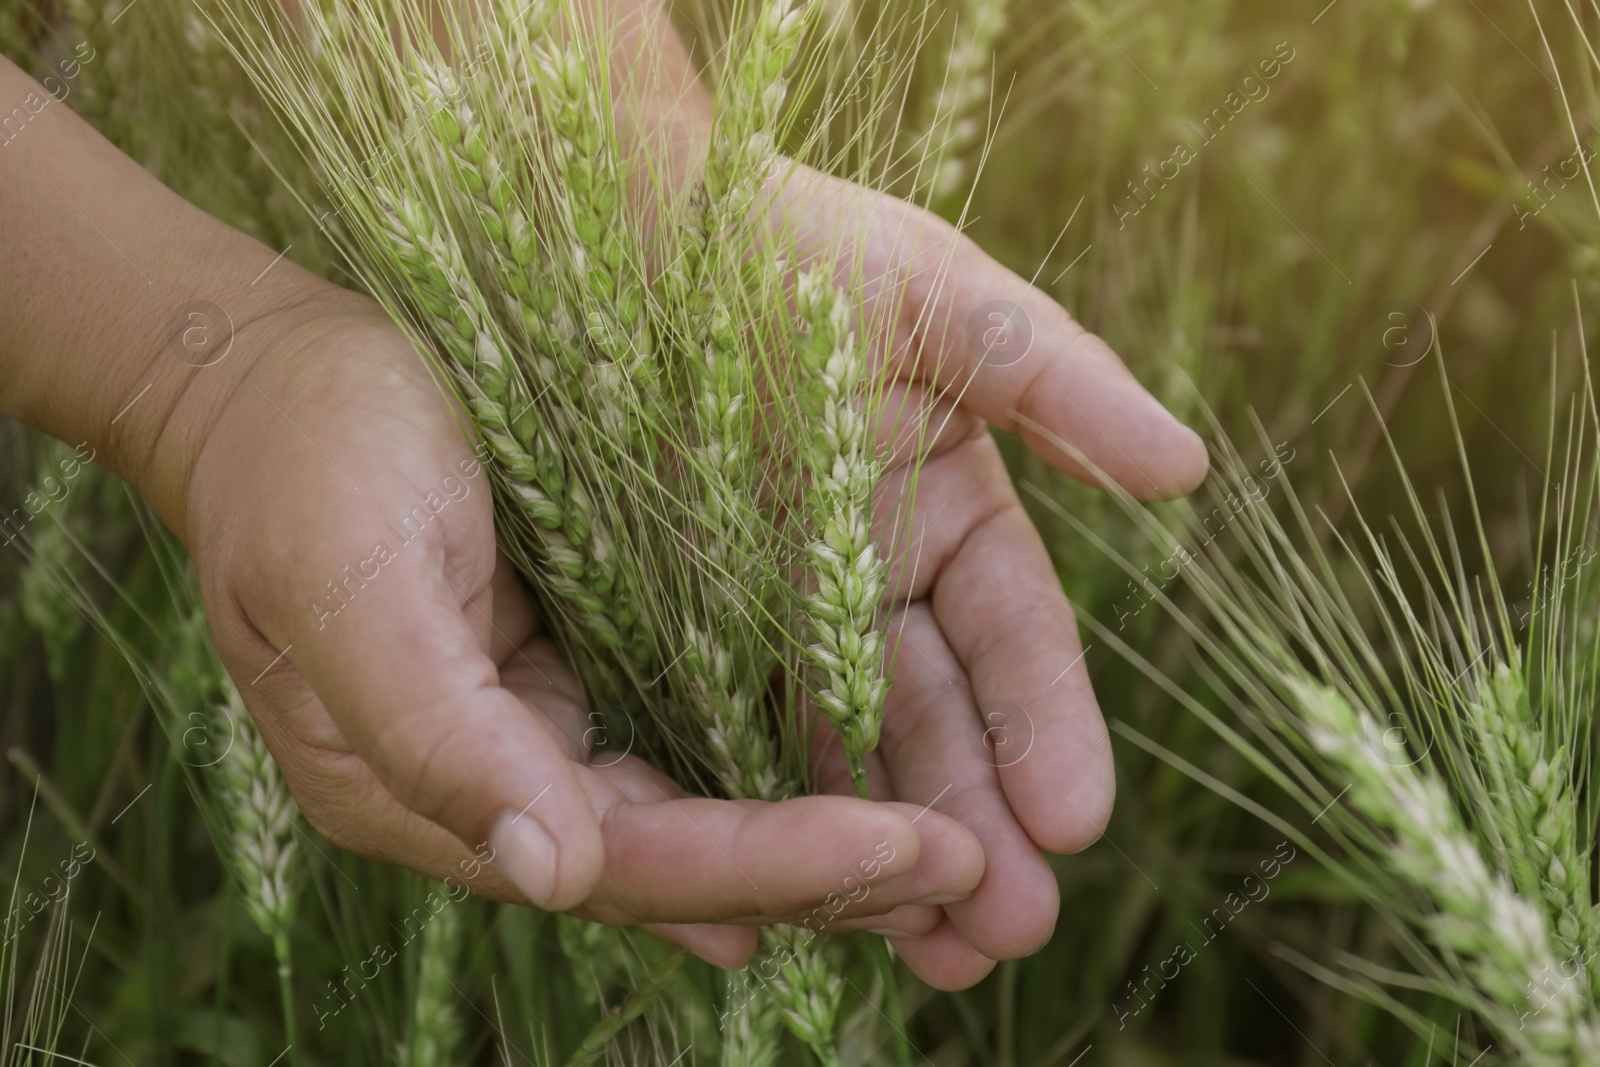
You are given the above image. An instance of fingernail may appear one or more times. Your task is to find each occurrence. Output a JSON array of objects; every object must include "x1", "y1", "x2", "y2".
[{"x1": 489, "y1": 811, "x2": 558, "y2": 908}]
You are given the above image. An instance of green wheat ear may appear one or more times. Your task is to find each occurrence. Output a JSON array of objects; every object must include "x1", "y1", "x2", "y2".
[
  {"x1": 1469, "y1": 661, "x2": 1595, "y2": 966},
  {"x1": 909, "y1": 0, "x2": 1011, "y2": 201},
  {"x1": 166, "y1": 602, "x2": 307, "y2": 1064},
  {"x1": 757, "y1": 926, "x2": 844, "y2": 1066},
  {"x1": 397, "y1": 899, "x2": 463, "y2": 1067},
  {"x1": 720, "y1": 967, "x2": 784, "y2": 1067},
  {"x1": 373, "y1": 184, "x2": 639, "y2": 653},
  {"x1": 795, "y1": 268, "x2": 888, "y2": 797},
  {"x1": 1289, "y1": 676, "x2": 1599, "y2": 1057},
  {"x1": 211, "y1": 680, "x2": 302, "y2": 943},
  {"x1": 1035, "y1": 353, "x2": 1600, "y2": 1062}
]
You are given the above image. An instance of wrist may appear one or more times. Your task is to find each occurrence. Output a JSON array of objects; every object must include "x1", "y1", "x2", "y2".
[
  {"x1": 5, "y1": 239, "x2": 365, "y2": 544},
  {"x1": 0, "y1": 56, "x2": 374, "y2": 544},
  {"x1": 117, "y1": 272, "x2": 381, "y2": 545}
]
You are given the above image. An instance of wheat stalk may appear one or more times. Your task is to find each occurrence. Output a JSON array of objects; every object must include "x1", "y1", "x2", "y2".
[
  {"x1": 61, "y1": 0, "x2": 118, "y2": 142},
  {"x1": 1469, "y1": 663, "x2": 1596, "y2": 970},
  {"x1": 754, "y1": 926, "x2": 843, "y2": 1066},
  {"x1": 671, "y1": 0, "x2": 812, "y2": 284},
  {"x1": 210, "y1": 681, "x2": 301, "y2": 942},
  {"x1": 1036, "y1": 366, "x2": 1600, "y2": 1062},
  {"x1": 719, "y1": 969, "x2": 784, "y2": 1067},
  {"x1": 374, "y1": 184, "x2": 646, "y2": 657},
  {"x1": 151, "y1": 592, "x2": 307, "y2": 1065},
  {"x1": 219, "y1": 688, "x2": 305, "y2": 1061},
  {"x1": 405, "y1": 56, "x2": 654, "y2": 669}
]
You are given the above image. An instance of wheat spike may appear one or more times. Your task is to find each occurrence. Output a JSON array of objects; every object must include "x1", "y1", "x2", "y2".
[
  {"x1": 396, "y1": 900, "x2": 463, "y2": 1067},
  {"x1": 1291, "y1": 677, "x2": 1600, "y2": 1060},
  {"x1": 794, "y1": 268, "x2": 888, "y2": 798}
]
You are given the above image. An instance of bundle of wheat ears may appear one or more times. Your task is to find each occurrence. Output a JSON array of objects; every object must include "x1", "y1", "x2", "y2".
[{"x1": 219, "y1": 0, "x2": 925, "y2": 796}]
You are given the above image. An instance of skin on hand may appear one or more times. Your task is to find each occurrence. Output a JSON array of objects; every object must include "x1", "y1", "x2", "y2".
[{"x1": 0, "y1": 0, "x2": 1207, "y2": 990}]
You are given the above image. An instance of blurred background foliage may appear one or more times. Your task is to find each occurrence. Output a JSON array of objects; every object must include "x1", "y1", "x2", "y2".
[{"x1": 2, "y1": 0, "x2": 1597, "y2": 1062}]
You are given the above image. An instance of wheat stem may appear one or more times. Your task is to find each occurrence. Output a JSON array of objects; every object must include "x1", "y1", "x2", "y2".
[
  {"x1": 564, "y1": 948, "x2": 687, "y2": 1067},
  {"x1": 397, "y1": 901, "x2": 462, "y2": 1067},
  {"x1": 272, "y1": 931, "x2": 300, "y2": 1067}
]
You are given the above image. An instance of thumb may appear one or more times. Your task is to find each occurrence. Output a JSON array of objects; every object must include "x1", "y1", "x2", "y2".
[
  {"x1": 769, "y1": 163, "x2": 1208, "y2": 499},
  {"x1": 262, "y1": 514, "x2": 604, "y2": 912}
]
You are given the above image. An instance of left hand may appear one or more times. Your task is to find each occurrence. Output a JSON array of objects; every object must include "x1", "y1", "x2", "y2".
[{"x1": 769, "y1": 163, "x2": 1209, "y2": 989}]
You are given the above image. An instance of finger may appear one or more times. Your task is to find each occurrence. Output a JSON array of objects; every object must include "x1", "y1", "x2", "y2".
[
  {"x1": 877, "y1": 602, "x2": 1060, "y2": 960},
  {"x1": 759, "y1": 797, "x2": 984, "y2": 927},
  {"x1": 900, "y1": 240, "x2": 1208, "y2": 499},
  {"x1": 808, "y1": 734, "x2": 996, "y2": 929},
  {"x1": 872, "y1": 420, "x2": 1010, "y2": 604},
  {"x1": 484, "y1": 548, "x2": 552, "y2": 666},
  {"x1": 872, "y1": 379, "x2": 983, "y2": 474},
  {"x1": 235, "y1": 698, "x2": 762, "y2": 966},
  {"x1": 582, "y1": 758, "x2": 982, "y2": 925},
  {"x1": 770, "y1": 163, "x2": 1207, "y2": 499},
  {"x1": 641, "y1": 923, "x2": 757, "y2": 970},
  {"x1": 826, "y1": 903, "x2": 944, "y2": 937},
  {"x1": 232, "y1": 558, "x2": 600, "y2": 911},
  {"x1": 891, "y1": 915, "x2": 998, "y2": 991},
  {"x1": 578, "y1": 793, "x2": 915, "y2": 925},
  {"x1": 496, "y1": 626, "x2": 608, "y2": 761},
  {"x1": 929, "y1": 454, "x2": 1114, "y2": 856},
  {"x1": 232, "y1": 687, "x2": 538, "y2": 903}
]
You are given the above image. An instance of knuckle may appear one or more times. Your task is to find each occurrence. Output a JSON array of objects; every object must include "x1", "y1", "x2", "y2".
[
  {"x1": 367, "y1": 715, "x2": 474, "y2": 825},
  {"x1": 273, "y1": 743, "x2": 372, "y2": 852}
]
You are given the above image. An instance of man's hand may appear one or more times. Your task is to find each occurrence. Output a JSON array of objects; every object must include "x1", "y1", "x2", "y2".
[{"x1": 769, "y1": 165, "x2": 1208, "y2": 988}]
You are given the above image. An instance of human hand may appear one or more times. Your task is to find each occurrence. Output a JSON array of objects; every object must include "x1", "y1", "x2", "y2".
[
  {"x1": 768, "y1": 164, "x2": 1208, "y2": 989},
  {"x1": 180, "y1": 286, "x2": 991, "y2": 966}
]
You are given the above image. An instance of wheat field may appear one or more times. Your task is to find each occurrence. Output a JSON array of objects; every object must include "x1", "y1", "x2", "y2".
[{"x1": 2, "y1": 0, "x2": 1600, "y2": 1063}]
